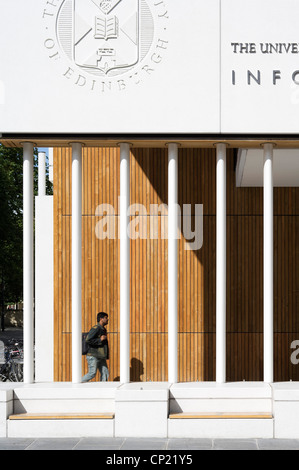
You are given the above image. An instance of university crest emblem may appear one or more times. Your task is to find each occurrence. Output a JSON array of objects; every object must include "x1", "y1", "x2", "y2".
[
  {"x1": 45, "y1": 0, "x2": 169, "y2": 90},
  {"x1": 73, "y1": 0, "x2": 139, "y2": 74}
]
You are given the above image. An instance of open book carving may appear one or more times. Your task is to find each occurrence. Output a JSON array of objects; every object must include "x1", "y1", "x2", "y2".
[{"x1": 95, "y1": 16, "x2": 119, "y2": 40}]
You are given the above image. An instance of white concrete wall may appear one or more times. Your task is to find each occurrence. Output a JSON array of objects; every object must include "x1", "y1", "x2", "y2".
[
  {"x1": 34, "y1": 196, "x2": 53, "y2": 382},
  {"x1": 2, "y1": 382, "x2": 299, "y2": 438},
  {"x1": 272, "y1": 383, "x2": 299, "y2": 438}
]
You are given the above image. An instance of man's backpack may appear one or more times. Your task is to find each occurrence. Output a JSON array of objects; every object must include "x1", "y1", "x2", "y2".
[{"x1": 82, "y1": 332, "x2": 89, "y2": 355}]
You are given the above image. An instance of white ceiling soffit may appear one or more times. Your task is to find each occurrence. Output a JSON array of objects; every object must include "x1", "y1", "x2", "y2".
[{"x1": 236, "y1": 149, "x2": 299, "y2": 187}]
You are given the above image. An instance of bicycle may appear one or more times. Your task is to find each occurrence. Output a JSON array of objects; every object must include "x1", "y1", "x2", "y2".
[
  {"x1": 0, "y1": 347, "x2": 23, "y2": 382},
  {"x1": 7, "y1": 339, "x2": 23, "y2": 361}
]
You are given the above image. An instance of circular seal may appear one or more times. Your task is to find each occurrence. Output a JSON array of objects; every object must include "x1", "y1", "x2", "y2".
[{"x1": 43, "y1": 0, "x2": 169, "y2": 91}]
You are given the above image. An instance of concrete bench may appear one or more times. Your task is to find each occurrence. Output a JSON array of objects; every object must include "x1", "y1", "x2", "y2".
[
  {"x1": 169, "y1": 412, "x2": 272, "y2": 419},
  {"x1": 9, "y1": 412, "x2": 114, "y2": 420},
  {"x1": 7, "y1": 411, "x2": 115, "y2": 438}
]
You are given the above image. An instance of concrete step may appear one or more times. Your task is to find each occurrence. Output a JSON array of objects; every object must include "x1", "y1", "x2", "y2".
[
  {"x1": 169, "y1": 382, "x2": 272, "y2": 414},
  {"x1": 12, "y1": 382, "x2": 119, "y2": 414}
]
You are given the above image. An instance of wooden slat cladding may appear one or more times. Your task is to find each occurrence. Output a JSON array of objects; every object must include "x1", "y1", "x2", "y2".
[
  {"x1": 54, "y1": 146, "x2": 299, "y2": 382},
  {"x1": 54, "y1": 147, "x2": 120, "y2": 381}
]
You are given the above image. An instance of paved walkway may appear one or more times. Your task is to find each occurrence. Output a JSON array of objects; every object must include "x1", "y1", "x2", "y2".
[{"x1": 1, "y1": 437, "x2": 299, "y2": 450}]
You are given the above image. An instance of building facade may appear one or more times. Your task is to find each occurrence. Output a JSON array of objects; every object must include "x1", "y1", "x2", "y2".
[{"x1": 1, "y1": 0, "x2": 299, "y2": 439}]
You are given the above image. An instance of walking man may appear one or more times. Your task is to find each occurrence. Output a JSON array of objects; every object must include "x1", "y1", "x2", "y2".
[{"x1": 82, "y1": 312, "x2": 109, "y2": 382}]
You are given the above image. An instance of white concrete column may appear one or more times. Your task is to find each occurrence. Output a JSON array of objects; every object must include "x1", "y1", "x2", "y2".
[
  {"x1": 263, "y1": 143, "x2": 274, "y2": 383},
  {"x1": 119, "y1": 143, "x2": 130, "y2": 383},
  {"x1": 48, "y1": 148, "x2": 54, "y2": 183},
  {"x1": 23, "y1": 142, "x2": 35, "y2": 384},
  {"x1": 216, "y1": 143, "x2": 227, "y2": 383},
  {"x1": 38, "y1": 151, "x2": 46, "y2": 196},
  {"x1": 168, "y1": 143, "x2": 178, "y2": 384},
  {"x1": 71, "y1": 143, "x2": 83, "y2": 383}
]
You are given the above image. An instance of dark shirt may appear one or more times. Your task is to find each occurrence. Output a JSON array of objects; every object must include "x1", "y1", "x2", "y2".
[{"x1": 86, "y1": 323, "x2": 109, "y2": 359}]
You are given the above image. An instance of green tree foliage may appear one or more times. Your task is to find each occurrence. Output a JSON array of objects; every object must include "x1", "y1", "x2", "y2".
[
  {"x1": 0, "y1": 145, "x2": 23, "y2": 303},
  {"x1": 0, "y1": 144, "x2": 53, "y2": 305}
]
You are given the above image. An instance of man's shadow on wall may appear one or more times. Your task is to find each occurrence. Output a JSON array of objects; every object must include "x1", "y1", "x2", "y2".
[{"x1": 113, "y1": 357, "x2": 144, "y2": 382}]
